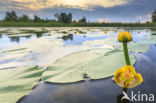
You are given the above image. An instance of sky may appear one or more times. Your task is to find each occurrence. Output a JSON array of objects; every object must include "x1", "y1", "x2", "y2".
[{"x1": 0, "y1": 0, "x2": 156, "y2": 23}]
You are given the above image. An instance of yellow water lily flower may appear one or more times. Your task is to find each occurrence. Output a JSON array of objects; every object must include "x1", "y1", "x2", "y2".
[
  {"x1": 104, "y1": 31, "x2": 107, "y2": 34},
  {"x1": 114, "y1": 30, "x2": 117, "y2": 33},
  {"x1": 118, "y1": 31, "x2": 132, "y2": 42},
  {"x1": 76, "y1": 30, "x2": 80, "y2": 34},
  {"x1": 114, "y1": 65, "x2": 143, "y2": 88}
]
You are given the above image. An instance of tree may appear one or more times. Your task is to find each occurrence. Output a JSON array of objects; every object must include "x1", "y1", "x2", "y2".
[
  {"x1": 19, "y1": 15, "x2": 30, "y2": 22},
  {"x1": 67, "y1": 13, "x2": 72, "y2": 23},
  {"x1": 152, "y1": 10, "x2": 156, "y2": 22},
  {"x1": 79, "y1": 16, "x2": 87, "y2": 23},
  {"x1": 4, "y1": 11, "x2": 18, "y2": 21},
  {"x1": 55, "y1": 12, "x2": 72, "y2": 23},
  {"x1": 34, "y1": 15, "x2": 42, "y2": 22}
]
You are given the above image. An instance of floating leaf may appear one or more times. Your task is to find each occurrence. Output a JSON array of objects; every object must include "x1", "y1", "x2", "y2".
[
  {"x1": 42, "y1": 49, "x2": 135, "y2": 83},
  {"x1": 0, "y1": 37, "x2": 63, "y2": 54},
  {"x1": 86, "y1": 51, "x2": 135, "y2": 79},
  {"x1": 114, "y1": 42, "x2": 150, "y2": 53},
  {"x1": 2, "y1": 48, "x2": 27, "y2": 53},
  {"x1": 128, "y1": 43, "x2": 150, "y2": 53},
  {"x1": 0, "y1": 66, "x2": 42, "y2": 103},
  {"x1": 148, "y1": 35, "x2": 156, "y2": 41}
]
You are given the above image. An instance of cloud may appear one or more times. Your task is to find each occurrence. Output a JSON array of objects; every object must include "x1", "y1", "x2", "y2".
[
  {"x1": 11, "y1": 0, "x2": 131, "y2": 10},
  {"x1": 137, "y1": 14, "x2": 152, "y2": 23},
  {"x1": 98, "y1": 18, "x2": 111, "y2": 23},
  {"x1": 147, "y1": 14, "x2": 152, "y2": 18}
]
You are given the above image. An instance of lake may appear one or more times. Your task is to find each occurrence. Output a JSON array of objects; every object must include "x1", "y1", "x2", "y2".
[{"x1": 0, "y1": 27, "x2": 156, "y2": 103}]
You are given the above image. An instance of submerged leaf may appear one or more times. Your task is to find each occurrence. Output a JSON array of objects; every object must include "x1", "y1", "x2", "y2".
[{"x1": 0, "y1": 66, "x2": 42, "y2": 103}]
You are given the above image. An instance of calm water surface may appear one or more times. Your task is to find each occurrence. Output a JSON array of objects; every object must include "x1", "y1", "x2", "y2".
[{"x1": 0, "y1": 27, "x2": 156, "y2": 103}]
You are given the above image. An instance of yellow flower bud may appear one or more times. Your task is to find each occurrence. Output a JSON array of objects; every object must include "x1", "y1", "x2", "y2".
[
  {"x1": 114, "y1": 65, "x2": 143, "y2": 88},
  {"x1": 104, "y1": 31, "x2": 107, "y2": 34},
  {"x1": 118, "y1": 31, "x2": 132, "y2": 42},
  {"x1": 114, "y1": 30, "x2": 117, "y2": 33}
]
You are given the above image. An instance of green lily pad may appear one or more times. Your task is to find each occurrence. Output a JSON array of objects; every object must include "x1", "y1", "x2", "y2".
[
  {"x1": 148, "y1": 35, "x2": 156, "y2": 41},
  {"x1": 114, "y1": 42, "x2": 150, "y2": 53},
  {"x1": 2, "y1": 48, "x2": 27, "y2": 53},
  {"x1": 128, "y1": 43, "x2": 150, "y2": 53},
  {"x1": 0, "y1": 66, "x2": 42, "y2": 103},
  {"x1": 42, "y1": 48, "x2": 135, "y2": 83}
]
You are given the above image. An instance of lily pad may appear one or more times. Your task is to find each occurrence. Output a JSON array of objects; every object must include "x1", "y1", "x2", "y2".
[
  {"x1": 2, "y1": 48, "x2": 27, "y2": 53},
  {"x1": 114, "y1": 42, "x2": 150, "y2": 53},
  {"x1": 128, "y1": 43, "x2": 150, "y2": 53},
  {"x1": 0, "y1": 37, "x2": 64, "y2": 54},
  {"x1": 42, "y1": 48, "x2": 135, "y2": 83},
  {"x1": 148, "y1": 35, "x2": 156, "y2": 41},
  {"x1": 0, "y1": 66, "x2": 42, "y2": 103}
]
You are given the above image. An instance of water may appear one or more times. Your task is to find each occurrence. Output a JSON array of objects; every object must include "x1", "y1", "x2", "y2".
[
  {"x1": 18, "y1": 45, "x2": 156, "y2": 103},
  {"x1": 0, "y1": 27, "x2": 149, "y2": 49},
  {"x1": 0, "y1": 34, "x2": 37, "y2": 50},
  {"x1": 0, "y1": 27, "x2": 152, "y2": 69},
  {"x1": 0, "y1": 27, "x2": 156, "y2": 103}
]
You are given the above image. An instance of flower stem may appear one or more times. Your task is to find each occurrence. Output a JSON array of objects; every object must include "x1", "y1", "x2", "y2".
[{"x1": 123, "y1": 42, "x2": 131, "y2": 65}]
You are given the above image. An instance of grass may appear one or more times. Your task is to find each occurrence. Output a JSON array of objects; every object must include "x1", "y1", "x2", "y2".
[{"x1": 0, "y1": 21, "x2": 156, "y2": 27}]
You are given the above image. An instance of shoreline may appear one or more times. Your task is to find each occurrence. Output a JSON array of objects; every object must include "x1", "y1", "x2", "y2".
[
  {"x1": 0, "y1": 22, "x2": 156, "y2": 27},
  {"x1": 0, "y1": 26, "x2": 156, "y2": 28}
]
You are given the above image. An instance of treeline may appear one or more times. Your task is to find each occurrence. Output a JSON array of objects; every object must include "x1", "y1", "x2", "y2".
[
  {"x1": 2, "y1": 11, "x2": 87, "y2": 23},
  {"x1": 152, "y1": 10, "x2": 156, "y2": 22}
]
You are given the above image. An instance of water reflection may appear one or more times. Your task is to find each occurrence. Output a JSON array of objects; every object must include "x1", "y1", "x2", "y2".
[
  {"x1": 8, "y1": 36, "x2": 20, "y2": 43},
  {"x1": 35, "y1": 32, "x2": 45, "y2": 38},
  {"x1": 18, "y1": 78, "x2": 122, "y2": 103},
  {"x1": 150, "y1": 28, "x2": 156, "y2": 35},
  {"x1": 0, "y1": 28, "x2": 152, "y2": 47},
  {"x1": 25, "y1": 35, "x2": 32, "y2": 39},
  {"x1": 0, "y1": 34, "x2": 2, "y2": 38},
  {"x1": 0, "y1": 30, "x2": 48, "y2": 43},
  {"x1": 151, "y1": 33, "x2": 156, "y2": 35},
  {"x1": 63, "y1": 34, "x2": 108, "y2": 45},
  {"x1": 62, "y1": 34, "x2": 73, "y2": 41},
  {"x1": 0, "y1": 31, "x2": 48, "y2": 50}
]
